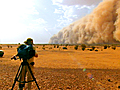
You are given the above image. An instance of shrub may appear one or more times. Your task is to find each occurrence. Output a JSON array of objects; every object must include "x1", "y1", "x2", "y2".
[
  {"x1": 81, "y1": 44, "x2": 86, "y2": 51},
  {"x1": 49, "y1": 47, "x2": 52, "y2": 49},
  {"x1": 82, "y1": 47, "x2": 85, "y2": 51},
  {"x1": 112, "y1": 46, "x2": 116, "y2": 50},
  {"x1": 92, "y1": 46, "x2": 95, "y2": 50},
  {"x1": 108, "y1": 45, "x2": 110, "y2": 48},
  {"x1": 95, "y1": 49, "x2": 98, "y2": 51},
  {"x1": 81, "y1": 44, "x2": 86, "y2": 48},
  {"x1": 89, "y1": 49, "x2": 93, "y2": 51},
  {"x1": 63, "y1": 47, "x2": 67, "y2": 49},
  {"x1": 74, "y1": 45, "x2": 78, "y2": 50},
  {"x1": 42, "y1": 47, "x2": 45, "y2": 50},
  {"x1": 65, "y1": 44, "x2": 68, "y2": 47},
  {"x1": 7, "y1": 45, "x2": 9, "y2": 48},
  {"x1": 54, "y1": 45, "x2": 56, "y2": 48},
  {"x1": 57, "y1": 45, "x2": 59, "y2": 48},
  {"x1": 104, "y1": 45, "x2": 107, "y2": 49}
]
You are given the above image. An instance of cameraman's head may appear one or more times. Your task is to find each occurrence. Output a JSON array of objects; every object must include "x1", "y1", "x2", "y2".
[{"x1": 24, "y1": 38, "x2": 33, "y2": 45}]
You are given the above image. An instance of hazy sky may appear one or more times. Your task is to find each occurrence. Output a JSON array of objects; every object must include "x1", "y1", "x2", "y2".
[{"x1": 0, "y1": 0, "x2": 102, "y2": 44}]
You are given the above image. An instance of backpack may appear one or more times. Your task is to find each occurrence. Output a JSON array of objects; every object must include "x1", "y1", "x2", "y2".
[{"x1": 17, "y1": 44, "x2": 35, "y2": 60}]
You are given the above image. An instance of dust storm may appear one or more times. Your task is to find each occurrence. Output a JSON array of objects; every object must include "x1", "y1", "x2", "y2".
[{"x1": 49, "y1": 0, "x2": 120, "y2": 44}]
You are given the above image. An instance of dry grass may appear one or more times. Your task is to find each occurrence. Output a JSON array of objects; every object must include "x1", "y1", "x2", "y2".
[{"x1": 0, "y1": 44, "x2": 120, "y2": 90}]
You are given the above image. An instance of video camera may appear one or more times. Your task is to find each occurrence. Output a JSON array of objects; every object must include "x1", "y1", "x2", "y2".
[{"x1": 11, "y1": 44, "x2": 35, "y2": 61}]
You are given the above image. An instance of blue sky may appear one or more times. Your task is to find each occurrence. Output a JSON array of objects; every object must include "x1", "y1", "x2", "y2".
[{"x1": 0, "y1": 0, "x2": 102, "y2": 44}]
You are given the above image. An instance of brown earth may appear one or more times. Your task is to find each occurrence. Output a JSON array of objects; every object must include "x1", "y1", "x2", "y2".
[{"x1": 0, "y1": 45, "x2": 120, "y2": 90}]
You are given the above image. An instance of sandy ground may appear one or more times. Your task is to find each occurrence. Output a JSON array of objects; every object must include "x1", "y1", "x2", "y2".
[{"x1": 0, "y1": 44, "x2": 120, "y2": 90}]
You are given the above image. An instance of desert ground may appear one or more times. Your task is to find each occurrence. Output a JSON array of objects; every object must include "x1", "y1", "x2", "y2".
[{"x1": 0, "y1": 44, "x2": 120, "y2": 90}]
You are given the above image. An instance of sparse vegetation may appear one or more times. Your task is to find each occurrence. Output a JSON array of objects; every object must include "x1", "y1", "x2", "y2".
[
  {"x1": 82, "y1": 47, "x2": 85, "y2": 51},
  {"x1": 81, "y1": 44, "x2": 86, "y2": 51},
  {"x1": 57, "y1": 45, "x2": 59, "y2": 48},
  {"x1": 7, "y1": 45, "x2": 9, "y2": 48},
  {"x1": 95, "y1": 49, "x2": 98, "y2": 51},
  {"x1": 104, "y1": 45, "x2": 107, "y2": 49},
  {"x1": 92, "y1": 46, "x2": 95, "y2": 50},
  {"x1": 81, "y1": 44, "x2": 86, "y2": 48},
  {"x1": 108, "y1": 45, "x2": 110, "y2": 48},
  {"x1": 74, "y1": 45, "x2": 78, "y2": 50},
  {"x1": 112, "y1": 45, "x2": 116, "y2": 50},
  {"x1": 42, "y1": 47, "x2": 45, "y2": 50},
  {"x1": 89, "y1": 49, "x2": 93, "y2": 51},
  {"x1": 54, "y1": 45, "x2": 56, "y2": 48},
  {"x1": 63, "y1": 47, "x2": 67, "y2": 49}
]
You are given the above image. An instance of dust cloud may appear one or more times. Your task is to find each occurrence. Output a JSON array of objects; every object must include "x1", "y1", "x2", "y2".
[{"x1": 49, "y1": 0, "x2": 120, "y2": 44}]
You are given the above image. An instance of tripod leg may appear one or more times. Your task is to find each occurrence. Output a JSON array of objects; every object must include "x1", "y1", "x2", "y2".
[
  {"x1": 27, "y1": 63, "x2": 40, "y2": 90},
  {"x1": 11, "y1": 63, "x2": 22, "y2": 90},
  {"x1": 18, "y1": 65, "x2": 28, "y2": 90}
]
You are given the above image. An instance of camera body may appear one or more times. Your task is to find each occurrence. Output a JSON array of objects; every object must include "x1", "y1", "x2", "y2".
[{"x1": 11, "y1": 44, "x2": 35, "y2": 61}]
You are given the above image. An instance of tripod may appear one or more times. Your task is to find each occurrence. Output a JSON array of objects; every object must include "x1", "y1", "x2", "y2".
[{"x1": 11, "y1": 60, "x2": 40, "y2": 90}]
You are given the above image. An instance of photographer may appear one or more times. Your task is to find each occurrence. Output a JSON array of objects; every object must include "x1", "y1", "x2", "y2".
[{"x1": 19, "y1": 38, "x2": 38, "y2": 90}]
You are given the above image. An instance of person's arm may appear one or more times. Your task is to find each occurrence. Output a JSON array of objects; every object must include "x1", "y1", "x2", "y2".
[
  {"x1": 35, "y1": 53, "x2": 38, "y2": 57},
  {"x1": 33, "y1": 46, "x2": 38, "y2": 57}
]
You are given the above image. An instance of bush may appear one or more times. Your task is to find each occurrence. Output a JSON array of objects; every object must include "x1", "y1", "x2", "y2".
[
  {"x1": 112, "y1": 46, "x2": 116, "y2": 50},
  {"x1": 42, "y1": 47, "x2": 45, "y2": 50},
  {"x1": 74, "y1": 45, "x2": 78, "y2": 50},
  {"x1": 95, "y1": 49, "x2": 98, "y2": 51},
  {"x1": 81, "y1": 44, "x2": 86, "y2": 51},
  {"x1": 65, "y1": 44, "x2": 68, "y2": 47},
  {"x1": 104, "y1": 45, "x2": 107, "y2": 49},
  {"x1": 81, "y1": 44, "x2": 86, "y2": 48},
  {"x1": 63, "y1": 47, "x2": 67, "y2": 49},
  {"x1": 108, "y1": 45, "x2": 110, "y2": 48},
  {"x1": 89, "y1": 49, "x2": 93, "y2": 51},
  {"x1": 92, "y1": 46, "x2": 95, "y2": 50},
  {"x1": 82, "y1": 47, "x2": 85, "y2": 51},
  {"x1": 54, "y1": 45, "x2": 56, "y2": 48},
  {"x1": 57, "y1": 45, "x2": 59, "y2": 48}
]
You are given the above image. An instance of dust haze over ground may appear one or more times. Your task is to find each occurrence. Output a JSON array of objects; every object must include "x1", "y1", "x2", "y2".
[{"x1": 49, "y1": 0, "x2": 120, "y2": 44}]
